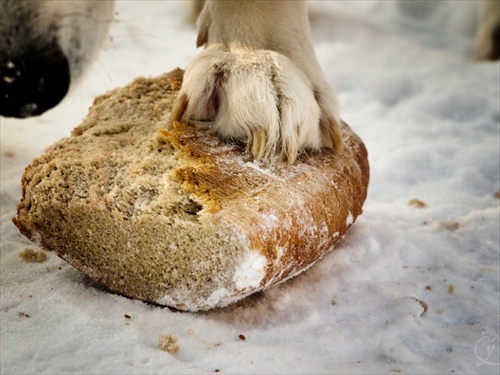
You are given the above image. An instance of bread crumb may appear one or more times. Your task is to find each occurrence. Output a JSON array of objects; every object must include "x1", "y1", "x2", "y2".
[
  {"x1": 408, "y1": 198, "x2": 427, "y2": 208},
  {"x1": 439, "y1": 220, "x2": 460, "y2": 231},
  {"x1": 409, "y1": 297, "x2": 428, "y2": 317},
  {"x1": 448, "y1": 284, "x2": 455, "y2": 294},
  {"x1": 425, "y1": 285, "x2": 432, "y2": 291},
  {"x1": 158, "y1": 334, "x2": 179, "y2": 354},
  {"x1": 19, "y1": 248, "x2": 48, "y2": 263},
  {"x1": 331, "y1": 299, "x2": 338, "y2": 306}
]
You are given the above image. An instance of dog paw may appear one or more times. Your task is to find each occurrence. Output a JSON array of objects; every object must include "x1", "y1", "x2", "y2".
[{"x1": 169, "y1": 45, "x2": 342, "y2": 164}]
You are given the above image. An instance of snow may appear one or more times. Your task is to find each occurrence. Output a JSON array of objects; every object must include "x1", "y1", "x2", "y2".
[
  {"x1": 233, "y1": 251, "x2": 268, "y2": 290},
  {"x1": 1, "y1": 1, "x2": 499, "y2": 373}
]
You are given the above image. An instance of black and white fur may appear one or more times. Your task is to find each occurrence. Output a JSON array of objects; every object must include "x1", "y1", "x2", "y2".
[{"x1": 0, "y1": 0, "x2": 114, "y2": 118}]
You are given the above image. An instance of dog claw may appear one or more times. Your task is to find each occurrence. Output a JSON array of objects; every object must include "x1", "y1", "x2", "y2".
[
  {"x1": 321, "y1": 118, "x2": 343, "y2": 155},
  {"x1": 330, "y1": 126, "x2": 344, "y2": 155},
  {"x1": 251, "y1": 129, "x2": 268, "y2": 161},
  {"x1": 168, "y1": 93, "x2": 188, "y2": 129},
  {"x1": 286, "y1": 150, "x2": 297, "y2": 165}
]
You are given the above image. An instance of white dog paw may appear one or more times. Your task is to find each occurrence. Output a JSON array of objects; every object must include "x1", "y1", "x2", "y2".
[{"x1": 169, "y1": 45, "x2": 342, "y2": 164}]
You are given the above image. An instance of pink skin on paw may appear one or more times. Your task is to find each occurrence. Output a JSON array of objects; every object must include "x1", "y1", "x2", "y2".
[{"x1": 204, "y1": 70, "x2": 225, "y2": 117}]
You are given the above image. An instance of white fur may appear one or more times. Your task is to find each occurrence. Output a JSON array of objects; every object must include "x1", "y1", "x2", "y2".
[
  {"x1": 180, "y1": 45, "x2": 323, "y2": 163},
  {"x1": 173, "y1": 0, "x2": 342, "y2": 164}
]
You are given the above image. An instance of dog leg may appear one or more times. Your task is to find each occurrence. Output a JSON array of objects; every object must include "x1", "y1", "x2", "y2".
[
  {"x1": 188, "y1": 0, "x2": 205, "y2": 24},
  {"x1": 170, "y1": 0, "x2": 342, "y2": 164},
  {"x1": 476, "y1": 0, "x2": 500, "y2": 60}
]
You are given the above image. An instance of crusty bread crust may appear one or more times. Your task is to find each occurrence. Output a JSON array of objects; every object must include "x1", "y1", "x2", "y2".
[{"x1": 13, "y1": 69, "x2": 369, "y2": 311}]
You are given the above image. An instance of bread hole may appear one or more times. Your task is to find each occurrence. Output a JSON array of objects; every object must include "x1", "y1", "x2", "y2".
[
  {"x1": 155, "y1": 142, "x2": 174, "y2": 153},
  {"x1": 183, "y1": 199, "x2": 203, "y2": 215}
]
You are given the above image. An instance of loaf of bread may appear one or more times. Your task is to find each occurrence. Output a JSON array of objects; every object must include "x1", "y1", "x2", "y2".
[{"x1": 13, "y1": 69, "x2": 369, "y2": 311}]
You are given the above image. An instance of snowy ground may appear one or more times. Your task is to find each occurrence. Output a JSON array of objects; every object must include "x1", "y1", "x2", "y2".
[{"x1": 1, "y1": 1, "x2": 499, "y2": 374}]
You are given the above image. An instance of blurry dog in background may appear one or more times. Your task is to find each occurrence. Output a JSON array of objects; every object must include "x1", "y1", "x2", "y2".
[
  {"x1": 1, "y1": 0, "x2": 499, "y2": 162},
  {"x1": 0, "y1": 0, "x2": 114, "y2": 118}
]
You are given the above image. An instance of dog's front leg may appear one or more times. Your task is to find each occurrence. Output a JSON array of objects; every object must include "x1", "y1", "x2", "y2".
[
  {"x1": 170, "y1": 0, "x2": 342, "y2": 164},
  {"x1": 476, "y1": 0, "x2": 500, "y2": 60}
]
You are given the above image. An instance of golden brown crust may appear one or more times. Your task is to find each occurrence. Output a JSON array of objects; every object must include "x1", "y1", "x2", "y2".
[{"x1": 13, "y1": 69, "x2": 369, "y2": 311}]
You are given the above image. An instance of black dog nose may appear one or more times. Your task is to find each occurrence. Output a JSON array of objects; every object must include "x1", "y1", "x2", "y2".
[{"x1": 0, "y1": 44, "x2": 70, "y2": 118}]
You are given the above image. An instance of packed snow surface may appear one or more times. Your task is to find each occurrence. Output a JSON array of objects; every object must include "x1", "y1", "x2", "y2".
[{"x1": 1, "y1": 1, "x2": 499, "y2": 373}]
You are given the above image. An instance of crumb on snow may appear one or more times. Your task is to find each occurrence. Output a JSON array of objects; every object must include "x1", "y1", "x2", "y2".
[
  {"x1": 408, "y1": 198, "x2": 427, "y2": 208},
  {"x1": 19, "y1": 248, "x2": 48, "y2": 263},
  {"x1": 158, "y1": 334, "x2": 179, "y2": 354}
]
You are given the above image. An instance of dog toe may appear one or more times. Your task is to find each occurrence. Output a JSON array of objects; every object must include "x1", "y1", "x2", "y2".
[{"x1": 175, "y1": 45, "x2": 341, "y2": 163}]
